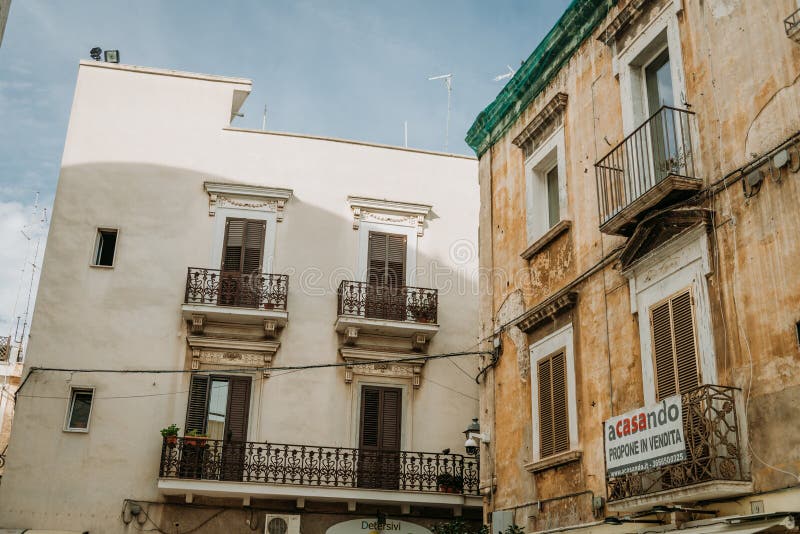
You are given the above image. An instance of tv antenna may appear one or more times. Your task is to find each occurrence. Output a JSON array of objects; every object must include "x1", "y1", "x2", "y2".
[
  {"x1": 8, "y1": 192, "x2": 48, "y2": 363},
  {"x1": 428, "y1": 73, "x2": 453, "y2": 152},
  {"x1": 262, "y1": 104, "x2": 268, "y2": 130},
  {"x1": 493, "y1": 65, "x2": 516, "y2": 82}
]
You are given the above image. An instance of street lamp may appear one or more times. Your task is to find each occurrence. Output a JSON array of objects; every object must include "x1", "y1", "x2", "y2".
[{"x1": 463, "y1": 417, "x2": 490, "y2": 455}]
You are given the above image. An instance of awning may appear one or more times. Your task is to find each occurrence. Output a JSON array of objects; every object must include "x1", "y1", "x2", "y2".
[{"x1": 677, "y1": 514, "x2": 797, "y2": 534}]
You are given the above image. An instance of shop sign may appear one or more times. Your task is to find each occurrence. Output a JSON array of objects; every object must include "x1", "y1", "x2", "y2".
[
  {"x1": 604, "y1": 395, "x2": 686, "y2": 477},
  {"x1": 326, "y1": 518, "x2": 433, "y2": 534}
]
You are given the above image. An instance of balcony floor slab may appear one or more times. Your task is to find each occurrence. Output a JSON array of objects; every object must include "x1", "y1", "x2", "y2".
[
  {"x1": 600, "y1": 175, "x2": 703, "y2": 236},
  {"x1": 158, "y1": 478, "x2": 482, "y2": 510},
  {"x1": 607, "y1": 479, "x2": 754, "y2": 513},
  {"x1": 335, "y1": 315, "x2": 439, "y2": 339},
  {"x1": 182, "y1": 303, "x2": 288, "y2": 327}
]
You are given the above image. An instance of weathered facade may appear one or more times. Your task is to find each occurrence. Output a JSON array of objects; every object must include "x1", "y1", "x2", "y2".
[
  {"x1": 468, "y1": 0, "x2": 800, "y2": 532},
  {"x1": 0, "y1": 61, "x2": 483, "y2": 533}
]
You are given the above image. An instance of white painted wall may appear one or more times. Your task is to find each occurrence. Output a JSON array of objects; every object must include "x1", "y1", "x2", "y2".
[{"x1": 0, "y1": 62, "x2": 480, "y2": 532}]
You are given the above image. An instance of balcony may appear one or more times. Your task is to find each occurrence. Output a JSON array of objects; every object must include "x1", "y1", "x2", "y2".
[
  {"x1": 786, "y1": 8, "x2": 800, "y2": 42},
  {"x1": 158, "y1": 438, "x2": 480, "y2": 510},
  {"x1": 335, "y1": 281, "x2": 439, "y2": 347},
  {"x1": 606, "y1": 385, "x2": 752, "y2": 513},
  {"x1": 181, "y1": 267, "x2": 289, "y2": 328},
  {"x1": 595, "y1": 106, "x2": 701, "y2": 236}
]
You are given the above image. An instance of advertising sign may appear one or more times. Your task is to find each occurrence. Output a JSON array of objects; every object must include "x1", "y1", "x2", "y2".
[
  {"x1": 604, "y1": 395, "x2": 686, "y2": 477},
  {"x1": 327, "y1": 518, "x2": 434, "y2": 534}
]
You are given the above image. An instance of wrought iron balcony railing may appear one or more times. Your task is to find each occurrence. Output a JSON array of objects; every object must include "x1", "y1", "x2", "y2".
[
  {"x1": 595, "y1": 106, "x2": 697, "y2": 230},
  {"x1": 159, "y1": 438, "x2": 479, "y2": 495},
  {"x1": 785, "y1": 8, "x2": 800, "y2": 42},
  {"x1": 606, "y1": 384, "x2": 748, "y2": 503},
  {"x1": 184, "y1": 267, "x2": 288, "y2": 311},
  {"x1": 337, "y1": 281, "x2": 438, "y2": 324}
]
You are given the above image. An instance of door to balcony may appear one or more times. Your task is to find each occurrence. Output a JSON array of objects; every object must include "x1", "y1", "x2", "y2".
[
  {"x1": 645, "y1": 48, "x2": 679, "y2": 185},
  {"x1": 358, "y1": 385, "x2": 402, "y2": 490},
  {"x1": 365, "y1": 232, "x2": 407, "y2": 321},
  {"x1": 219, "y1": 218, "x2": 266, "y2": 308},
  {"x1": 185, "y1": 374, "x2": 251, "y2": 481}
]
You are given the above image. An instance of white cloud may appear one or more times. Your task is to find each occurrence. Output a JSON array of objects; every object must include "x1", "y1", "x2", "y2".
[{"x1": 0, "y1": 201, "x2": 49, "y2": 340}]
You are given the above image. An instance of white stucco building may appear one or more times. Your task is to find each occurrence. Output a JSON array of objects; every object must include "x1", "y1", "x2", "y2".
[{"x1": 0, "y1": 61, "x2": 482, "y2": 534}]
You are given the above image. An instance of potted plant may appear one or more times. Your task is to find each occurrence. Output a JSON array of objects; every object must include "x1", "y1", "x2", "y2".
[
  {"x1": 160, "y1": 424, "x2": 180, "y2": 446},
  {"x1": 436, "y1": 473, "x2": 456, "y2": 493},
  {"x1": 184, "y1": 429, "x2": 209, "y2": 447},
  {"x1": 450, "y1": 475, "x2": 464, "y2": 494},
  {"x1": 406, "y1": 301, "x2": 433, "y2": 323}
]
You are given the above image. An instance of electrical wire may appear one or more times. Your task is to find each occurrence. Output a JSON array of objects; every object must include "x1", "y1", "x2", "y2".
[
  {"x1": 26, "y1": 350, "x2": 488, "y2": 375},
  {"x1": 719, "y1": 171, "x2": 800, "y2": 483},
  {"x1": 14, "y1": 350, "x2": 488, "y2": 402}
]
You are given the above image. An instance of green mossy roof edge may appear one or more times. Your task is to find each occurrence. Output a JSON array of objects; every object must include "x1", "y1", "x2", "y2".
[{"x1": 465, "y1": 0, "x2": 616, "y2": 158}]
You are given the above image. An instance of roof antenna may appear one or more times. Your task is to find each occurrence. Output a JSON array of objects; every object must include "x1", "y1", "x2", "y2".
[
  {"x1": 262, "y1": 104, "x2": 268, "y2": 130},
  {"x1": 428, "y1": 73, "x2": 453, "y2": 152},
  {"x1": 404, "y1": 120, "x2": 408, "y2": 148},
  {"x1": 493, "y1": 65, "x2": 516, "y2": 82}
]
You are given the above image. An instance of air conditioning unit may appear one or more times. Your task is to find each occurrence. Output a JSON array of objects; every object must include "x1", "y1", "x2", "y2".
[{"x1": 265, "y1": 514, "x2": 301, "y2": 534}]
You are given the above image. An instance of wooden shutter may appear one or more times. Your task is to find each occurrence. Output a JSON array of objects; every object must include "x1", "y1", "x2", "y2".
[
  {"x1": 650, "y1": 288, "x2": 700, "y2": 400},
  {"x1": 380, "y1": 388, "x2": 401, "y2": 451},
  {"x1": 222, "y1": 218, "x2": 266, "y2": 273},
  {"x1": 224, "y1": 376, "x2": 251, "y2": 443},
  {"x1": 538, "y1": 351, "x2": 569, "y2": 458},
  {"x1": 185, "y1": 374, "x2": 210, "y2": 434},
  {"x1": 367, "y1": 232, "x2": 406, "y2": 287},
  {"x1": 360, "y1": 387, "x2": 381, "y2": 449},
  {"x1": 359, "y1": 386, "x2": 402, "y2": 451}
]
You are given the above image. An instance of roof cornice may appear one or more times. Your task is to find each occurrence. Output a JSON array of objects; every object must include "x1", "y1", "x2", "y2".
[{"x1": 465, "y1": 0, "x2": 616, "y2": 158}]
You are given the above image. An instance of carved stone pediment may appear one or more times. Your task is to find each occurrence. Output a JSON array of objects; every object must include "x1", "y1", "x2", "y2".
[
  {"x1": 339, "y1": 346, "x2": 425, "y2": 389},
  {"x1": 597, "y1": 0, "x2": 651, "y2": 46},
  {"x1": 619, "y1": 209, "x2": 711, "y2": 271},
  {"x1": 187, "y1": 335, "x2": 280, "y2": 377},
  {"x1": 513, "y1": 291, "x2": 578, "y2": 334},
  {"x1": 204, "y1": 182, "x2": 293, "y2": 220},
  {"x1": 347, "y1": 196, "x2": 432, "y2": 237},
  {"x1": 512, "y1": 92, "x2": 568, "y2": 158}
]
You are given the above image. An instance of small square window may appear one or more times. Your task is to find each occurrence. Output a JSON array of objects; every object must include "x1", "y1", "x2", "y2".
[
  {"x1": 93, "y1": 229, "x2": 118, "y2": 267},
  {"x1": 65, "y1": 387, "x2": 94, "y2": 432}
]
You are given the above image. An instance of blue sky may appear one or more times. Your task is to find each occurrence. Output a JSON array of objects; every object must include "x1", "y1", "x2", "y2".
[{"x1": 0, "y1": 0, "x2": 569, "y2": 334}]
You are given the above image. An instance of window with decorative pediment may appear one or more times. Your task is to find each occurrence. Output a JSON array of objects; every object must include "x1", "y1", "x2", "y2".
[
  {"x1": 528, "y1": 324, "x2": 579, "y2": 467},
  {"x1": 512, "y1": 93, "x2": 569, "y2": 254}
]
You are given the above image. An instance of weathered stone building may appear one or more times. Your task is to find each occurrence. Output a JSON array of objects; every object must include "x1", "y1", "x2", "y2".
[{"x1": 467, "y1": 0, "x2": 800, "y2": 532}]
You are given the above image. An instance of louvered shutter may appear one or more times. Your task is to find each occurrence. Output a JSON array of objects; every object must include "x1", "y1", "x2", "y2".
[
  {"x1": 219, "y1": 376, "x2": 251, "y2": 482},
  {"x1": 359, "y1": 386, "x2": 402, "y2": 451},
  {"x1": 225, "y1": 376, "x2": 251, "y2": 443},
  {"x1": 672, "y1": 291, "x2": 699, "y2": 392},
  {"x1": 367, "y1": 233, "x2": 387, "y2": 286},
  {"x1": 242, "y1": 220, "x2": 266, "y2": 274},
  {"x1": 222, "y1": 218, "x2": 265, "y2": 273},
  {"x1": 222, "y1": 219, "x2": 245, "y2": 271},
  {"x1": 380, "y1": 388, "x2": 402, "y2": 451},
  {"x1": 652, "y1": 300, "x2": 677, "y2": 399},
  {"x1": 386, "y1": 235, "x2": 406, "y2": 288},
  {"x1": 185, "y1": 374, "x2": 210, "y2": 434},
  {"x1": 358, "y1": 386, "x2": 402, "y2": 490},
  {"x1": 367, "y1": 232, "x2": 406, "y2": 287},
  {"x1": 538, "y1": 352, "x2": 569, "y2": 458},
  {"x1": 360, "y1": 387, "x2": 381, "y2": 450},
  {"x1": 650, "y1": 288, "x2": 699, "y2": 400}
]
